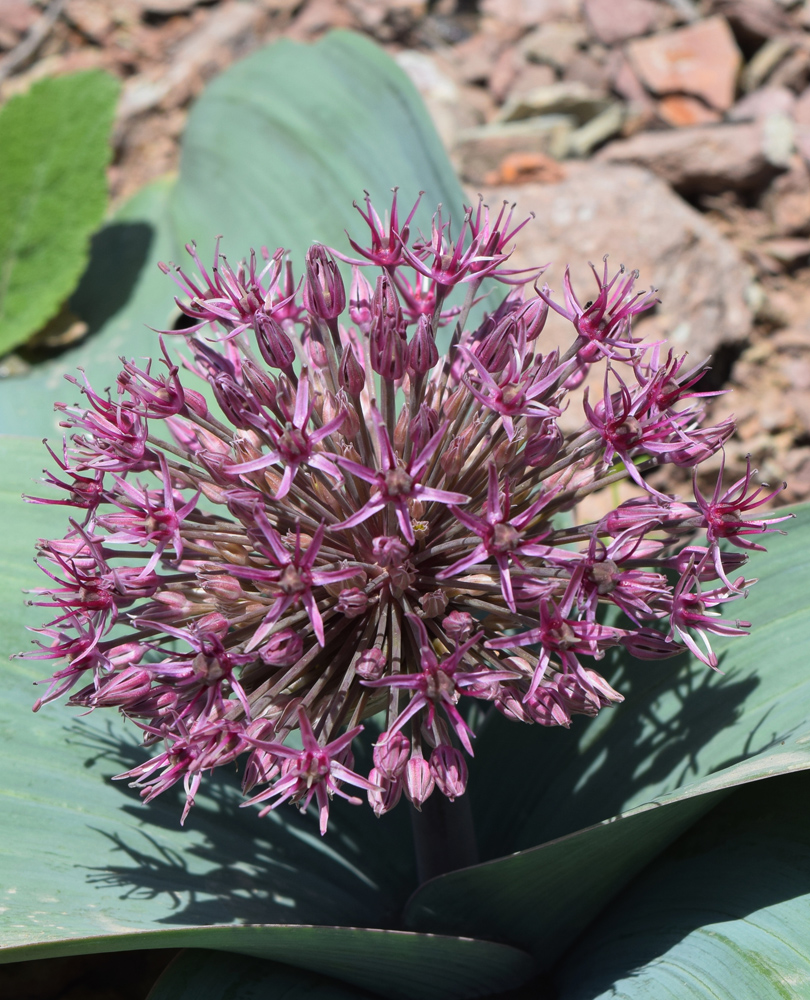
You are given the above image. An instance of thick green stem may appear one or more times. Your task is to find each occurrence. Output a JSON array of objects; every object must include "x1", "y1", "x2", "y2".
[{"x1": 410, "y1": 792, "x2": 479, "y2": 885}]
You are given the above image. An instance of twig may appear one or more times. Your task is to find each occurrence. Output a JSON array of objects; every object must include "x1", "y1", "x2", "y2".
[{"x1": 0, "y1": 0, "x2": 67, "y2": 87}]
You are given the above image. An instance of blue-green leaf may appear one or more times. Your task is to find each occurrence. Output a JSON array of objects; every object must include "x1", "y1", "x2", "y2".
[
  {"x1": 555, "y1": 770, "x2": 810, "y2": 999},
  {"x1": 0, "y1": 435, "x2": 534, "y2": 1000},
  {"x1": 405, "y1": 506, "x2": 810, "y2": 970},
  {"x1": 147, "y1": 950, "x2": 375, "y2": 1000}
]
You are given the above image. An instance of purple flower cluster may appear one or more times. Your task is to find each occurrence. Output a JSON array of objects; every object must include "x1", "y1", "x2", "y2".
[{"x1": 21, "y1": 193, "x2": 790, "y2": 834}]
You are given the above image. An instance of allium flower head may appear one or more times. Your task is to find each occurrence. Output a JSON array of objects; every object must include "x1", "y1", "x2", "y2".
[{"x1": 21, "y1": 193, "x2": 791, "y2": 833}]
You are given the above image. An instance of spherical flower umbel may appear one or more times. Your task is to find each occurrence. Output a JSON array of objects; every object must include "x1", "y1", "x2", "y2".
[{"x1": 21, "y1": 192, "x2": 791, "y2": 834}]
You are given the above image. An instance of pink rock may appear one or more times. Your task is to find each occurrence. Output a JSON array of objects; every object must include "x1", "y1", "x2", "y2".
[
  {"x1": 475, "y1": 161, "x2": 753, "y2": 359},
  {"x1": 657, "y1": 94, "x2": 722, "y2": 127},
  {"x1": 794, "y1": 87, "x2": 810, "y2": 127},
  {"x1": 596, "y1": 122, "x2": 778, "y2": 194},
  {"x1": 728, "y1": 86, "x2": 796, "y2": 122},
  {"x1": 480, "y1": 0, "x2": 580, "y2": 29},
  {"x1": 627, "y1": 16, "x2": 742, "y2": 112},
  {"x1": 712, "y1": 0, "x2": 792, "y2": 44},
  {"x1": 583, "y1": 0, "x2": 674, "y2": 46}
]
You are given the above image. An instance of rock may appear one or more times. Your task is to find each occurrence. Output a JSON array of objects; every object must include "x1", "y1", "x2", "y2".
[
  {"x1": 498, "y1": 81, "x2": 611, "y2": 125},
  {"x1": 396, "y1": 50, "x2": 486, "y2": 148},
  {"x1": 475, "y1": 162, "x2": 753, "y2": 359},
  {"x1": 118, "y1": 2, "x2": 266, "y2": 118},
  {"x1": 767, "y1": 47, "x2": 810, "y2": 92},
  {"x1": 762, "y1": 155, "x2": 810, "y2": 234},
  {"x1": 657, "y1": 94, "x2": 722, "y2": 126},
  {"x1": 627, "y1": 16, "x2": 742, "y2": 111},
  {"x1": 583, "y1": 0, "x2": 676, "y2": 45},
  {"x1": 453, "y1": 117, "x2": 575, "y2": 183},
  {"x1": 346, "y1": 0, "x2": 427, "y2": 41},
  {"x1": 612, "y1": 53, "x2": 656, "y2": 105},
  {"x1": 710, "y1": 0, "x2": 793, "y2": 44},
  {"x1": 133, "y1": 0, "x2": 203, "y2": 13},
  {"x1": 448, "y1": 31, "x2": 510, "y2": 86},
  {"x1": 794, "y1": 86, "x2": 810, "y2": 125},
  {"x1": 562, "y1": 46, "x2": 619, "y2": 92},
  {"x1": 567, "y1": 101, "x2": 625, "y2": 155},
  {"x1": 596, "y1": 121, "x2": 783, "y2": 194},
  {"x1": 757, "y1": 236, "x2": 810, "y2": 266},
  {"x1": 480, "y1": 0, "x2": 581, "y2": 28},
  {"x1": 0, "y1": 0, "x2": 38, "y2": 49},
  {"x1": 484, "y1": 151, "x2": 568, "y2": 184},
  {"x1": 65, "y1": 0, "x2": 115, "y2": 42},
  {"x1": 728, "y1": 85, "x2": 796, "y2": 120},
  {"x1": 520, "y1": 20, "x2": 588, "y2": 72},
  {"x1": 761, "y1": 111, "x2": 795, "y2": 167},
  {"x1": 490, "y1": 52, "x2": 556, "y2": 104}
]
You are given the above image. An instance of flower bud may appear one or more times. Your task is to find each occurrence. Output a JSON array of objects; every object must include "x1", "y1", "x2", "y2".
[
  {"x1": 373, "y1": 730, "x2": 411, "y2": 779},
  {"x1": 339, "y1": 342, "x2": 366, "y2": 396},
  {"x1": 409, "y1": 403, "x2": 439, "y2": 456},
  {"x1": 404, "y1": 756, "x2": 435, "y2": 809},
  {"x1": 419, "y1": 589, "x2": 448, "y2": 618},
  {"x1": 440, "y1": 437, "x2": 465, "y2": 479},
  {"x1": 524, "y1": 294, "x2": 549, "y2": 341},
  {"x1": 337, "y1": 587, "x2": 369, "y2": 618},
  {"x1": 254, "y1": 313, "x2": 296, "y2": 371},
  {"x1": 525, "y1": 417, "x2": 563, "y2": 469},
  {"x1": 241, "y1": 360, "x2": 278, "y2": 410},
  {"x1": 367, "y1": 769, "x2": 403, "y2": 817},
  {"x1": 372, "y1": 535, "x2": 409, "y2": 567},
  {"x1": 429, "y1": 745, "x2": 468, "y2": 800},
  {"x1": 443, "y1": 610, "x2": 474, "y2": 642},
  {"x1": 407, "y1": 316, "x2": 439, "y2": 376},
  {"x1": 303, "y1": 245, "x2": 345, "y2": 321},
  {"x1": 356, "y1": 647, "x2": 386, "y2": 680},
  {"x1": 260, "y1": 629, "x2": 303, "y2": 666},
  {"x1": 349, "y1": 266, "x2": 373, "y2": 329},
  {"x1": 620, "y1": 628, "x2": 685, "y2": 660},
  {"x1": 393, "y1": 404, "x2": 409, "y2": 454}
]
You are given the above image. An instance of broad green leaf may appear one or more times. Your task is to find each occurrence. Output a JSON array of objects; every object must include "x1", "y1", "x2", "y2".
[
  {"x1": 170, "y1": 30, "x2": 467, "y2": 264},
  {"x1": 405, "y1": 507, "x2": 810, "y2": 970},
  {"x1": 146, "y1": 942, "x2": 532, "y2": 1000},
  {"x1": 0, "y1": 32, "x2": 471, "y2": 438},
  {"x1": 555, "y1": 770, "x2": 810, "y2": 999},
  {"x1": 0, "y1": 434, "x2": 535, "y2": 1000},
  {"x1": 0, "y1": 177, "x2": 181, "y2": 438},
  {"x1": 471, "y1": 505, "x2": 810, "y2": 856},
  {"x1": 0, "y1": 72, "x2": 119, "y2": 355},
  {"x1": 405, "y1": 734, "x2": 810, "y2": 970},
  {"x1": 147, "y1": 950, "x2": 375, "y2": 1000}
]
